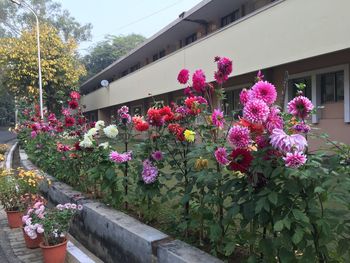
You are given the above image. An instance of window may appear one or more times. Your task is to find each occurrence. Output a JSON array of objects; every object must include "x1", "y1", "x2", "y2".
[
  {"x1": 152, "y1": 53, "x2": 159, "y2": 62},
  {"x1": 320, "y1": 71, "x2": 344, "y2": 103},
  {"x1": 130, "y1": 63, "x2": 140, "y2": 73},
  {"x1": 185, "y1": 33, "x2": 197, "y2": 46},
  {"x1": 131, "y1": 105, "x2": 143, "y2": 116},
  {"x1": 288, "y1": 77, "x2": 312, "y2": 100},
  {"x1": 159, "y1": 50, "x2": 166, "y2": 58},
  {"x1": 121, "y1": 69, "x2": 129, "y2": 77},
  {"x1": 223, "y1": 88, "x2": 243, "y2": 116},
  {"x1": 221, "y1": 9, "x2": 240, "y2": 27}
]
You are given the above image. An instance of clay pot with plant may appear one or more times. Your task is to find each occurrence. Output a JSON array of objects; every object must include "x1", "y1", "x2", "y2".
[
  {"x1": 0, "y1": 172, "x2": 25, "y2": 228},
  {"x1": 23, "y1": 202, "x2": 82, "y2": 263}
]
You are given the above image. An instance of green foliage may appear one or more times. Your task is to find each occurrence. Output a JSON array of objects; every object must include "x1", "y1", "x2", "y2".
[
  {"x1": 0, "y1": 172, "x2": 26, "y2": 211},
  {"x1": 81, "y1": 34, "x2": 146, "y2": 82}
]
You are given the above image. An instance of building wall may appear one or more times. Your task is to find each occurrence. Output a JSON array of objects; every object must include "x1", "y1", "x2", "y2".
[{"x1": 81, "y1": 0, "x2": 350, "y2": 112}]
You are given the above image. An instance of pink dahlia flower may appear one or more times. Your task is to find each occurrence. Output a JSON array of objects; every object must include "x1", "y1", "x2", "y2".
[
  {"x1": 214, "y1": 57, "x2": 233, "y2": 84},
  {"x1": 283, "y1": 151, "x2": 307, "y2": 168},
  {"x1": 31, "y1": 131, "x2": 37, "y2": 138},
  {"x1": 287, "y1": 96, "x2": 314, "y2": 119},
  {"x1": 270, "y1": 128, "x2": 307, "y2": 152},
  {"x1": 109, "y1": 151, "x2": 132, "y2": 163},
  {"x1": 177, "y1": 69, "x2": 190, "y2": 84},
  {"x1": 192, "y1": 69, "x2": 206, "y2": 93},
  {"x1": 250, "y1": 81, "x2": 277, "y2": 105},
  {"x1": 228, "y1": 125, "x2": 250, "y2": 148},
  {"x1": 265, "y1": 106, "x2": 283, "y2": 133},
  {"x1": 151, "y1": 150, "x2": 163, "y2": 161},
  {"x1": 243, "y1": 99, "x2": 270, "y2": 124},
  {"x1": 142, "y1": 159, "x2": 158, "y2": 184},
  {"x1": 212, "y1": 109, "x2": 225, "y2": 129},
  {"x1": 214, "y1": 147, "x2": 230, "y2": 165},
  {"x1": 70, "y1": 91, "x2": 81, "y2": 100},
  {"x1": 239, "y1": 89, "x2": 250, "y2": 106}
]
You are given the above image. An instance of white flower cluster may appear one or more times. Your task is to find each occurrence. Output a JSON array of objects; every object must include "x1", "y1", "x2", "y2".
[{"x1": 103, "y1": 125, "x2": 119, "y2": 138}]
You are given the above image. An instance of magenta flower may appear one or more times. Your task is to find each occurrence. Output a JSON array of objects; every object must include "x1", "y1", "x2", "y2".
[
  {"x1": 177, "y1": 69, "x2": 190, "y2": 84},
  {"x1": 239, "y1": 89, "x2": 250, "y2": 106},
  {"x1": 250, "y1": 81, "x2": 277, "y2": 105},
  {"x1": 214, "y1": 147, "x2": 230, "y2": 165},
  {"x1": 142, "y1": 159, "x2": 158, "y2": 184},
  {"x1": 61, "y1": 108, "x2": 71, "y2": 116},
  {"x1": 151, "y1": 150, "x2": 163, "y2": 161},
  {"x1": 192, "y1": 69, "x2": 206, "y2": 93},
  {"x1": 109, "y1": 151, "x2": 132, "y2": 163},
  {"x1": 228, "y1": 125, "x2": 250, "y2": 148},
  {"x1": 243, "y1": 99, "x2": 270, "y2": 124},
  {"x1": 265, "y1": 107, "x2": 283, "y2": 133},
  {"x1": 287, "y1": 96, "x2": 314, "y2": 119},
  {"x1": 31, "y1": 131, "x2": 37, "y2": 138},
  {"x1": 211, "y1": 109, "x2": 225, "y2": 129},
  {"x1": 293, "y1": 123, "x2": 311, "y2": 134},
  {"x1": 214, "y1": 57, "x2": 233, "y2": 84},
  {"x1": 283, "y1": 151, "x2": 307, "y2": 168}
]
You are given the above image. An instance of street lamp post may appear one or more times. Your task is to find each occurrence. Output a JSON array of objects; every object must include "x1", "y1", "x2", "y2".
[{"x1": 10, "y1": 0, "x2": 44, "y2": 119}]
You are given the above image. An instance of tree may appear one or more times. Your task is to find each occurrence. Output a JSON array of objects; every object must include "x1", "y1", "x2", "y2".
[
  {"x1": 0, "y1": 23, "x2": 86, "y2": 113},
  {"x1": 81, "y1": 34, "x2": 146, "y2": 82},
  {"x1": 0, "y1": 0, "x2": 92, "y2": 42}
]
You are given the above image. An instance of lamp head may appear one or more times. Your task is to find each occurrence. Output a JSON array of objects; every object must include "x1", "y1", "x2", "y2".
[{"x1": 10, "y1": 0, "x2": 21, "y2": 5}]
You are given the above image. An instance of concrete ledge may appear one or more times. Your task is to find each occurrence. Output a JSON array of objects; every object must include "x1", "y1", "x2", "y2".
[
  {"x1": 157, "y1": 240, "x2": 223, "y2": 263},
  {"x1": 19, "y1": 147, "x2": 223, "y2": 263},
  {"x1": 5, "y1": 141, "x2": 17, "y2": 170}
]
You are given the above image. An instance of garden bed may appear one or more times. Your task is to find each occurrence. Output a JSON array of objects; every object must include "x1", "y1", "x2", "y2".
[{"x1": 19, "y1": 147, "x2": 223, "y2": 263}]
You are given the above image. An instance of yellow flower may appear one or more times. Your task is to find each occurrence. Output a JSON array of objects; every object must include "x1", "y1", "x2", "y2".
[{"x1": 184, "y1": 129, "x2": 196, "y2": 142}]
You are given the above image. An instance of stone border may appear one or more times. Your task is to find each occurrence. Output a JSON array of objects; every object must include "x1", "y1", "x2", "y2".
[{"x1": 19, "y1": 148, "x2": 223, "y2": 263}]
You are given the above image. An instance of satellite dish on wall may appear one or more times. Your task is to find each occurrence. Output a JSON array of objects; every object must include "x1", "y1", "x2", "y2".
[{"x1": 101, "y1": 80, "x2": 109, "y2": 88}]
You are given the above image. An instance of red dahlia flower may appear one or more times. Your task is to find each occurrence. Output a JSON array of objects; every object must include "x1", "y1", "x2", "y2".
[
  {"x1": 68, "y1": 100, "x2": 79, "y2": 109},
  {"x1": 228, "y1": 149, "x2": 253, "y2": 173},
  {"x1": 64, "y1": 116, "x2": 75, "y2": 127}
]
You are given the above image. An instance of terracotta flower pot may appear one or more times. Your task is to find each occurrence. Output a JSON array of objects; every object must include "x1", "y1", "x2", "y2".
[
  {"x1": 22, "y1": 228, "x2": 43, "y2": 249},
  {"x1": 40, "y1": 239, "x2": 68, "y2": 263},
  {"x1": 6, "y1": 210, "x2": 23, "y2": 228}
]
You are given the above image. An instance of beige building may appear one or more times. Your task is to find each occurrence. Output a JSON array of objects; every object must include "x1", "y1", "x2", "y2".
[{"x1": 80, "y1": 0, "x2": 350, "y2": 147}]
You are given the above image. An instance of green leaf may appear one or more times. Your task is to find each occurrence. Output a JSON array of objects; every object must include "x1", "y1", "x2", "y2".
[
  {"x1": 292, "y1": 227, "x2": 304, "y2": 244},
  {"x1": 274, "y1": 220, "x2": 284, "y2": 232},
  {"x1": 268, "y1": 192, "x2": 278, "y2": 205},
  {"x1": 314, "y1": 186, "x2": 325, "y2": 194},
  {"x1": 292, "y1": 209, "x2": 309, "y2": 223},
  {"x1": 337, "y1": 239, "x2": 348, "y2": 256},
  {"x1": 283, "y1": 217, "x2": 292, "y2": 230}
]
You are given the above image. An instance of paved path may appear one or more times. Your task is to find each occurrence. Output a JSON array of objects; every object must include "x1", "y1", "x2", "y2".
[
  {"x1": 0, "y1": 208, "x2": 43, "y2": 263},
  {"x1": 0, "y1": 128, "x2": 16, "y2": 144}
]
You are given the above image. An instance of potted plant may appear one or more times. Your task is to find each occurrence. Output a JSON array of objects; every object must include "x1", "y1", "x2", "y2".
[
  {"x1": 36, "y1": 203, "x2": 82, "y2": 263},
  {"x1": 0, "y1": 172, "x2": 25, "y2": 228},
  {"x1": 22, "y1": 197, "x2": 46, "y2": 248}
]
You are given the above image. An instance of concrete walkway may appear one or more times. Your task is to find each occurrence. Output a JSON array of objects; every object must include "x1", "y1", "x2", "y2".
[
  {"x1": 0, "y1": 207, "x2": 43, "y2": 263},
  {"x1": 0, "y1": 128, "x2": 16, "y2": 144}
]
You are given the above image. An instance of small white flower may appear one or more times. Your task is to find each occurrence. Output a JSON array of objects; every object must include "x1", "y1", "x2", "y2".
[
  {"x1": 86, "y1": 128, "x2": 98, "y2": 138},
  {"x1": 95, "y1": 120, "x2": 105, "y2": 130},
  {"x1": 77, "y1": 205, "x2": 83, "y2": 211},
  {"x1": 99, "y1": 142, "x2": 109, "y2": 149},
  {"x1": 103, "y1": 125, "x2": 119, "y2": 138},
  {"x1": 71, "y1": 204, "x2": 77, "y2": 210},
  {"x1": 37, "y1": 225, "x2": 44, "y2": 234},
  {"x1": 79, "y1": 135, "x2": 94, "y2": 148}
]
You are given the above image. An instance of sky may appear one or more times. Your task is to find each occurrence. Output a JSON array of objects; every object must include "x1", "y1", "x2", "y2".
[{"x1": 58, "y1": 0, "x2": 203, "y2": 54}]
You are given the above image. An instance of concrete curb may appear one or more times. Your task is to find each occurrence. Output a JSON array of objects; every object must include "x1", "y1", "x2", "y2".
[{"x1": 19, "y1": 148, "x2": 223, "y2": 263}]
